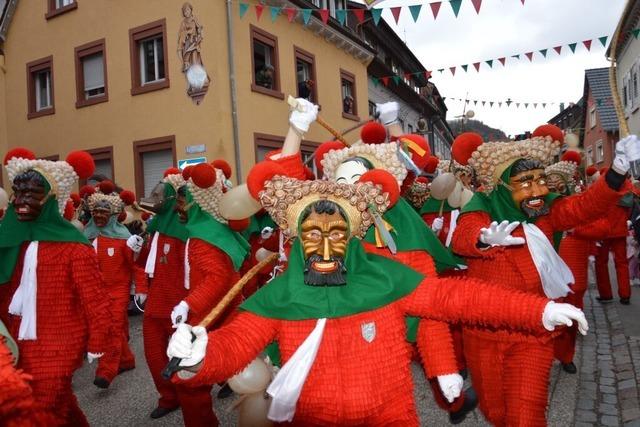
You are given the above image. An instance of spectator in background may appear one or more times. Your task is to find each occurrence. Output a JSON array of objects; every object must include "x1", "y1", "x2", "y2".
[
  {"x1": 343, "y1": 94, "x2": 354, "y2": 114},
  {"x1": 256, "y1": 65, "x2": 275, "y2": 89},
  {"x1": 297, "y1": 79, "x2": 314, "y2": 101}
]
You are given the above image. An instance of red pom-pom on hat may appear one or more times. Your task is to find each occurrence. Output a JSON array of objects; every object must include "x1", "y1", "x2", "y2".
[
  {"x1": 532, "y1": 124, "x2": 564, "y2": 144},
  {"x1": 181, "y1": 165, "x2": 194, "y2": 181},
  {"x1": 141, "y1": 212, "x2": 151, "y2": 221},
  {"x1": 247, "y1": 161, "x2": 286, "y2": 200},
  {"x1": 361, "y1": 122, "x2": 387, "y2": 145},
  {"x1": 66, "y1": 151, "x2": 95, "y2": 180},
  {"x1": 98, "y1": 180, "x2": 116, "y2": 194},
  {"x1": 424, "y1": 156, "x2": 440, "y2": 174},
  {"x1": 314, "y1": 140, "x2": 346, "y2": 174},
  {"x1": 79, "y1": 185, "x2": 95, "y2": 199},
  {"x1": 191, "y1": 163, "x2": 217, "y2": 188},
  {"x1": 119, "y1": 190, "x2": 136, "y2": 206},
  {"x1": 212, "y1": 159, "x2": 232, "y2": 179},
  {"x1": 63, "y1": 200, "x2": 75, "y2": 221},
  {"x1": 452, "y1": 132, "x2": 483, "y2": 166},
  {"x1": 415, "y1": 176, "x2": 430, "y2": 184},
  {"x1": 586, "y1": 165, "x2": 598, "y2": 177},
  {"x1": 228, "y1": 218, "x2": 250, "y2": 232},
  {"x1": 4, "y1": 148, "x2": 36, "y2": 165},
  {"x1": 117, "y1": 211, "x2": 127, "y2": 223},
  {"x1": 164, "y1": 167, "x2": 181, "y2": 177},
  {"x1": 561, "y1": 150, "x2": 582, "y2": 165},
  {"x1": 358, "y1": 169, "x2": 400, "y2": 207},
  {"x1": 70, "y1": 193, "x2": 81, "y2": 208},
  {"x1": 397, "y1": 134, "x2": 431, "y2": 170}
]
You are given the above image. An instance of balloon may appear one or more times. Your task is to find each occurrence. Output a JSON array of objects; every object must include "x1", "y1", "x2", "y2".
[
  {"x1": 0, "y1": 188, "x2": 7, "y2": 211},
  {"x1": 564, "y1": 132, "x2": 579, "y2": 149},
  {"x1": 256, "y1": 248, "x2": 276, "y2": 263},
  {"x1": 220, "y1": 184, "x2": 263, "y2": 220},
  {"x1": 429, "y1": 173, "x2": 457, "y2": 200},
  {"x1": 459, "y1": 188, "x2": 474, "y2": 208},
  {"x1": 228, "y1": 358, "x2": 272, "y2": 395},
  {"x1": 447, "y1": 181, "x2": 464, "y2": 208},
  {"x1": 237, "y1": 392, "x2": 273, "y2": 427}
]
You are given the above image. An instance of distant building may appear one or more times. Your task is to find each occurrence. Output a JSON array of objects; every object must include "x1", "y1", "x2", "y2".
[{"x1": 548, "y1": 99, "x2": 584, "y2": 135}]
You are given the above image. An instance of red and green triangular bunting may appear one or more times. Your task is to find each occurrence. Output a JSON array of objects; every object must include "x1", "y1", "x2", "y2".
[
  {"x1": 270, "y1": 6, "x2": 281, "y2": 22},
  {"x1": 450, "y1": 0, "x2": 463, "y2": 17},
  {"x1": 381, "y1": 77, "x2": 389, "y2": 86},
  {"x1": 498, "y1": 57, "x2": 506, "y2": 66},
  {"x1": 255, "y1": 4, "x2": 264, "y2": 20},
  {"x1": 353, "y1": 9, "x2": 365, "y2": 23},
  {"x1": 430, "y1": 2, "x2": 442, "y2": 19},
  {"x1": 485, "y1": 59, "x2": 493, "y2": 68},
  {"x1": 409, "y1": 4, "x2": 422, "y2": 22},
  {"x1": 319, "y1": 9, "x2": 329, "y2": 23},
  {"x1": 583, "y1": 39, "x2": 592, "y2": 51},
  {"x1": 371, "y1": 8, "x2": 383, "y2": 25},
  {"x1": 450, "y1": 66, "x2": 456, "y2": 75},
  {"x1": 391, "y1": 6, "x2": 402, "y2": 23},
  {"x1": 302, "y1": 9, "x2": 312, "y2": 24},
  {"x1": 599, "y1": 36, "x2": 608, "y2": 47},
  {"x1": 392, "y1": 75, "x2": 401, "y2": 85},
  {"x1": 471, "y1": 0, "x2": 483, "y2": 14},
  {"x1": 539, "y1": 49, "x2": 547, "y2": 58},
  {"x1": 568, "y1": 42, "x2": 577, "y2": 53},
  {"x1": 473, "y1": 62, "x2": 480, "y2": 71},
  {"x1": 372, "y1": 77, "x2": 379, "y2": 87},
  {"x1": 239, "y1": 2, "x2": 249, "y2": 18},
  {"x1": 285, "y1": 7, "x2": 297, "y2": 22},
  {"x1": 336, "y1": 9, "x2": 347, "y2": 25},
  {"x1": 633, "y1": 29, "x2": 640, "y2": 39},
  {"x1": 553, "y1": 46, "x2": 562, "y2": 55},
  {"x1": 461, "y1": 64, "x2": 468, "y2": 72}
]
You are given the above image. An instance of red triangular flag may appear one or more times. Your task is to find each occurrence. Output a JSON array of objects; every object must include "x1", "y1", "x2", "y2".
[
  {"x1": 583, "y1": 39, "x2": 592, "y2": 51},
  {"x1": 391, "y1": 6, "x2": 402, "y2": 23},
  {"x1": 553, "y1": 46, "x2": 562, "y2": 55},
  {"x1": 353, "y1": 9, "x2": 365, "y2": 24},
  {"x1": 498, "y1": 57, "x2": 506, "y2": 66},
  {"x1": 404, "y1": 72, "x2": 413, "y2": 81},
  {"x1": 381, "y1": 77, "x2": 390, "y2": 86},
  {"x1": 471, "y1": 0, "x2": 483, "y2": 14},
  {"x1": 450, "y1": 66, "x2": 456, "y2": 76},
  {"x1": 255, "y1": 4, "x2": 264, "y2": 20},
  {"x1": 525, "y1": 52, "x2": 533, "y2": 61},
  {"x1": 520, "y1": 0, "x2": 525, "y2": 4},
  {"x1": 319, "y1": 9, "x2": 329, "y2": 24},
  {"x1": 285, "y1": 7, "x2": 297, "y2": 22},
  {"x1": 430, "y1": 2, "x2": 442, "y2": 19},
  {"x1": 473, "y1": 62, "x2": 481, "y2": 72}
]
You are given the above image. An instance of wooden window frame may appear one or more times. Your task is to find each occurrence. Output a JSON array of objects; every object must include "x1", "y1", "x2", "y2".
[
  {"x1": 253, "y1": 133, "x2": 319, "y2": 163},
  {"x1": 340, "y1": 68, "x2": 359, "y2": 121},
  {"x1": 132, "y1": 136, "x2": 176, "y2": 198},
  {"x1": 45, "y1": 0, "x2": 77, "y2": 20},
  {"x1": 294, "y1": 46, "x2": 319, "y2": 105},
  {"x1": 40, "y1": 154, "x2": 60, "y2": 161},
  {"x1": 79, "y1": 146, "x2": 115, "y2": 187},
  {"x1": 129, "y1": 19, "x2": 170, "y2": 96},
  {"x1": 250, "y1": 25, "x2": 284, "y2": 100},
  {"x1": 26, "y1": 55, "x2": 55, "y2": 120},
  {"x1": 75, "y1": 38, "x2": 108, "y2": 108}
]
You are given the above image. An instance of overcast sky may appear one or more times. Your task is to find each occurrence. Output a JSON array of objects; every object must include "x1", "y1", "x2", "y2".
[{"x1": 359, "y1": 0, "x2": 626, "y2": 137}]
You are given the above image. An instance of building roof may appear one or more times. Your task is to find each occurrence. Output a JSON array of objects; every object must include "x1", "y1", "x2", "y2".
[
  {"x1": 607, "y1": 0, "x2": 640, "y2": 59},
  {"x1": 584, "y1": 67, "x2": 619, "y2": 132},
  {"x1": 0, "y1": 0, "x2": 17, "y2": 43}
]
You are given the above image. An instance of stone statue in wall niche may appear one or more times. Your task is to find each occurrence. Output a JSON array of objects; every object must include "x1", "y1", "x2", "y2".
[{"x1": 177, "y1": 2, "x2": 210, "y2": 104}]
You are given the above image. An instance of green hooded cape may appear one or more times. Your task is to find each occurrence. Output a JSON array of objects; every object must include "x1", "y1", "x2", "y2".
[
  {"x1": 84, "y1": 215, "x2": 132, "y2": 240},
  {"x1": 146, "y1": 183, "x2": 189, "y2": 242},
  {"x1": 419, "y1": 197, "x2": 455, "y2": 216},
  {"x1": 242, "y1": 213, "x2": 277, "y2": 240}
]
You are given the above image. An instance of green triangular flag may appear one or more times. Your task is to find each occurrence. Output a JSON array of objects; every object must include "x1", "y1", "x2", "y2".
[
  {"x1": 372, "y1": 77, "x2": 379, "y2": 87},
  {"x1": 633, "y1": 29, "x2": 640, "y2": 39},
  {"x1": 485, "y1": 59, "x2": 493, "y2": 68},
  {"x1": 568, "y1": 43, "x2": 577, "y2": 53},
  {"x1": 599, "y1": 36, "x2": 608, "y2": 47},
  {"x1": 336, "y1": 9, "x2": 347, "y2": 25},
  {"x1": 371, "y1": 8, "x2": 383, "y2": 25},
  {"x1": 392, "y1": 75, "x2": 401, "y2": 85},
  {"x1": 270, "y1": 6, "x2": 281, "y2": 22},
  {"x1": 437, "y1": 69, "x2": 444, "y2": 73},
  {"x1": 539, "y1": 49, "x2": 547, "y2": 58},
  {"x1": 239, "y1": 2, "x2": 249, "y2": 18},
  {"x1": 512, "y1": 54, "x2": 520, "y2": 59},
  {"x1": 302, "y1": 9, "x2": 312, "y2": 25},
  {"x1": 449, "y1": 0, "x2": 463, "y2": 17},
  {"x1": 409, "y1": 4, "x2": 422, "y2": 22},
  {"x1": 461, "y1": 64, "x2": 468, "y2": 72}
]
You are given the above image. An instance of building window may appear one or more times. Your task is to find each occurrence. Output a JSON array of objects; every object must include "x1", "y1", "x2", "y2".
[
  {"x1": 129, "y1": 19, "x2": 169, "y2": 96},
  {"x1": 589, "y1": 106, "x2": 597, "y2": 129},
  {"x1": 586, "y1": 147, "x2": 593, "y2": 166},
  {"x1": 74, "y1": 39, "x2": 108, "y2": 108},
  {"x1": 595, "y1": 140, "x2": 604, "y2": 163},
  {"x1": 133, "y1": 136, "x2": 176, "y2": 197},
  {"x1": 294, "y1": 47, "x2": 318, "y2": 103},
  {"x1": 46, "y1": 0, "x2": 77, "y2": 19},
  {"x1": 340, "y1": 69, "x2": 358, "y2": 120},
  {"x1": 26, "y1": 56, "x2": 55, "y2": 119},
  {"x1": 408, "y1": 124, "x2": 414, "y2": 134},
  {"x1": 368, "y1": 101, "x2": 376, "y2": 117},
  {"x1": 251, "y1": 25, "x2": 283, "y2": 99},
  {"x1": 79, "y1": 146, "x2": 114, "y2": 186},
  {"x1": 41, "y1": 154, "x2": 60, "y2": 161},
  {"x1": 254, "y1": 133, "x2": 320, "y2": 176}
]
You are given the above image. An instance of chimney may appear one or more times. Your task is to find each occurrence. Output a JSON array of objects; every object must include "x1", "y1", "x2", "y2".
[{"x1": 559, "y1": 102, "x2": 565, "y2": 113}]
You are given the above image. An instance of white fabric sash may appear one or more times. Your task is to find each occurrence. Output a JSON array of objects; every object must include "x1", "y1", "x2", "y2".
[
  {"x1": 92, "y1": 238, "x2": 98, "y2": 253},
  {"x1": 267, "y1": 318, "x2": 327, "y2": 422},
  {"x1": 445, "y1": 209, "x2": 460, "y2": 248},
  {"x1": 522, "y1": 223, "x2": 574, "y2": 299},
  {"x1": 144, "y1": 232, "x2": 160, "y2": 278},
  {"x1": 184, "y1": 238, "x2": 191, "y2": 290},
  {"x1": 8, "y1": 242, "x2": 39, "y2": 340}
]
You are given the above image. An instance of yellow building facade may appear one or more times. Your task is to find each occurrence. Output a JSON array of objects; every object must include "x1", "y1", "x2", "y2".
[{"x1": 0, "y1": 0, "x2": 373, "y2": 195}]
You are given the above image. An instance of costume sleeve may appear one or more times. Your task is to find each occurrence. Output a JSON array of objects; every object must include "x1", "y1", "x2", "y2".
[
  {"x1": 174, "y1": 311, "x2": 278, "y2": 387},
  {"x1": 402, "y1": 277, "x2": 548, "y2": 334},
  {"x1": 70, "y1": 245, "x2": 112, "y2": 354},
  {"x1": 266, "y1": 150, "x2": 307, "y2": 180},
  {"x1": 550, "y1": 175, "x2": 629, "y2": 231},
  {"x1": 127, "y1": 247, "x2": 148, "y2": 294},
  {"x1": 416, "y1": 320, "x2": 458, "y2": 377},
  {"x1": 451, "y1": 211, "x2": 505, "y2": 259},
  {"x1": 184, "y1": 239, "x2": 236, "y2": 320},
  {"x1": 572, "y1": 217, "x2": 612, "y2": 241}
]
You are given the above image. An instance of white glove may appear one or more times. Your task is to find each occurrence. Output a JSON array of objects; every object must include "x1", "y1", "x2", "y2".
[
  {"x1": 376, "y1": 101, "x2": 399, "y2": 125},
  {"x1": 167, "y1": 324, "x2": 208, "y2": 368},
  {"x1": 542, "y1": 301, "x2": 589, "y2": 335},
  {"x1": 126, "y1": 235, "x2": 144, "y2": 254},
  {"x1": 437, "y1": 373, "x2": 464, "y2": 403},
  {"x1": 289, "y1": 98, "x2": 319, "y2": 133},
  {"x1": 612, "y1": 134, "x2": 640, "y2": 175},
  {"x1": 479, "y1": 221, "x2": 525, "y2": 247},
  {"x1": 87, "y1": 352, "x2": 104, "y2": 364},
  {"x1": 431, "y1": 217, "x2": 444, "y2": 233},
  {"x1": 261, "y1": 226, "x2": 274, "y2": 240},
  {"x1": 171, "y1": 300, "x2": 189, "y2": 327},
  {"x1": 135, "y1": 293, "x2": 147, "y2": 305}
]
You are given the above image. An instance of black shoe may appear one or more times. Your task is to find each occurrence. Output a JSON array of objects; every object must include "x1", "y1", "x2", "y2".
[
  {"x1": 596, "y1": 297, "x2": 613, "y2": 303},
  {"x1": 562, "y1": 362, "x2": 577, "y2": 374},
  {"x1": 93, "y1": 377, "x2": 111, "y2": 389},
  {"x1": 620, "y1": 298, "x2": 631, "y2": 305},
  {"x1": 217, "y1": 383, "x2": 234, "y2": 399},
  {"x1": 459, "y1": 368, "x2": 468, "y2": 380},
  {"x1": 150, "y1": 406, "x2": 178, "y2": 419},
  {"x1": 449, "y1": 387, "x2": 478, "y2": 425}
]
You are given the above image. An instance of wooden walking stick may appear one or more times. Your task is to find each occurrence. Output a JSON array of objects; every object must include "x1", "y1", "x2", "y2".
[
  {"x1": 162, "y1": 252, "x2": 279, "y2": 379},
  {"x1": 287, "y1": 96, "x2": 350, "y2": 146}
]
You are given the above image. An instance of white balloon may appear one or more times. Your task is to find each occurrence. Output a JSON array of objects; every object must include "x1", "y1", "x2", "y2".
[
  {"x1": 430, "y1": 173, "x2": 457, "y2": 200},
  {"x1": 447, "y1": 181, "x2": 464, "y2": 208},
  {"x1": 459, "y1": 188, "x2": 475, "y2": 208},
  {"x1": 228, "y1": 358, "x2": 272, "y2": 395},
  {"x1": 220, "y1": 184, "x2": 263, "y2": 220},
  {"x1": 0, "y1": 188, "x2": 8, "y2": 211},
  {"x1": 256, "y1": 248, "x2": 276, "y2": 263},
  {"x1": 237, "y1": 392, "x2": 273, "y2": 427},
  {"x1": 564, "y1": 133, "x2": 579, "y2": 149}
]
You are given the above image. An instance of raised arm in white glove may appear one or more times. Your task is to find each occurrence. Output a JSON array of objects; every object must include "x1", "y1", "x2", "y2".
[
  {"x1": 289, "y1": 98, "x2": 319, "y2": 134},
  {"x1": 542, "y1": 301, "x2": 589, "y2": 335},
  {"x1": 431, "y1": 217, "x2": 444, "y2": 233},
  {"x1": 376, "y1": 101, "x2": 399, "y2": 126},
  {"x1": 612, "y1": 134, "x2": 640, "y2": 175},
  {"x1": 171, "y1": 300, "x2": 189, "y2": 327},
  {"x1": 126, "y1": 235, "x2": 144, "y2": 254},
  {"x1": 479, "y1": 221, "x2": 525, "y2": 247},
  {"x1": 167, "y1": 324, "x2": 208, "y2": 368},
  {"x1": 437, "y1": 373, "x2": 464, "y2": 403}
]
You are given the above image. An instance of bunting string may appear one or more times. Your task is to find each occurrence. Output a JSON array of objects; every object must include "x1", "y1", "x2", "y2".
[{"x1": 442, "y1": 96, "x2": 613, "y2": 110}]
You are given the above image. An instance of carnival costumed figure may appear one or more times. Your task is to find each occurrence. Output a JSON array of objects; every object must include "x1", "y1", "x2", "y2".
[
  {"x1": 0, "y1": 149, "x2": 112, "y2": 426},
  {"x1": 83, "y1": 181, "x2": 147, "y2": 388},
  {"x1": 451, "y1": 130, "x2": 639, "y2": 426},
  {"x1": 166, "y1": 160, "x2": 589, "y2": 427}
]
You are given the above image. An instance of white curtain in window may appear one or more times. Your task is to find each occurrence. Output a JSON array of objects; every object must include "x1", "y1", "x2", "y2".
[
  {"x1": 57, "y1": 0, "x2": 73, "y2": 7},
  {"x1": 83, "y1": 53, "x2": 104, "y2": 91}
]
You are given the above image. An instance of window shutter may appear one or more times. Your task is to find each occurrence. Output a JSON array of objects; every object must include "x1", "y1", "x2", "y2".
[
  {"x1": 83, "y1": 53, "x2": 104, "y2": 91},
  {"x1": 142, "y1": 150, "x2": 173, "y2": 197}
]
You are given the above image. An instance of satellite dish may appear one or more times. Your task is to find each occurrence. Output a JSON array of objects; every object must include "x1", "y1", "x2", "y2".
[
  {"x1": 564, "y1": 132, "x2": 579, "y2": 149},
  {"x1": 417, "y1": 118, "x2": 427, "y2": 131}
]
